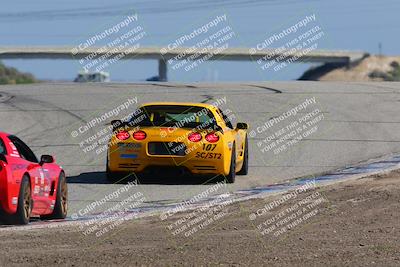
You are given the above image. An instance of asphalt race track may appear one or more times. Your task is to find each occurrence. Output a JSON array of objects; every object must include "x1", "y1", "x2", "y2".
[{"x1": 0, "y1": 82, "x2": 399, "y2": 217}]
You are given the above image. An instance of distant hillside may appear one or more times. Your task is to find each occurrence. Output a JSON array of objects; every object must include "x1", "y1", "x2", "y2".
[
  {"x1": 0, "y1": 61, "x2": 37, "y2": 84},
  {"x1": 299, "y1": 55, "x2": 400, "y2": 81}
]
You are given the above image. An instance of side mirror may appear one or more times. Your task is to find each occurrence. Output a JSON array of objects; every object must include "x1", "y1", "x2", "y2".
[
  {"x1": 40, "y1": 155, "x2": 54, "y2": 165},
  {"x1": 111, "y1": 120, "x2": 123, "y2": 131},
  {"x1": 236, "y1": 122, "x2": 248, "y2": 130}
]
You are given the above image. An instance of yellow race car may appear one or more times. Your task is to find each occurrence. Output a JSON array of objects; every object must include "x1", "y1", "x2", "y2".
[{"x1": 107, "y1": 102, "x2": 248, "y2": 183}]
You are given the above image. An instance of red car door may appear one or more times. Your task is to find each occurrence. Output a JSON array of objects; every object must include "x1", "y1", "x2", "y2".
[{"x1": 8, "y1": 136, "x2": 52, "y2": 215}]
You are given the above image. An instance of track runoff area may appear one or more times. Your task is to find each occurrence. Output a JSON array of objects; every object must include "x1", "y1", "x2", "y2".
[{"x1": 0, "y1": 81, "x2": 399, "y2": 233}]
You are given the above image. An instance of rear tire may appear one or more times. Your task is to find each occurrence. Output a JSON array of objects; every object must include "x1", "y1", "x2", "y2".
[
  {"x1": 106, "y1": 157, "x2": 119, "y2": 183},
  {"x1": 225, "y1": 146, "x2": 236, "y2": 184},
  {"x1": 106, "y1": 162, "x2": 128, "y2": 183},
  {"x1": 106, "y1": 164, "x2": 119, "y2": 183},
  {"x1": 106, "y1": 157, "x2": 139, "y2": 183},
  {"x1": 11, "y1": 175, "x2": 32, "y2": 225},
  {"x1": 238, "y1": 135, "x2": 249, "y2": 175},
  {"x1": 41, "y1": 172, "x2": 68, "y2": 220}
]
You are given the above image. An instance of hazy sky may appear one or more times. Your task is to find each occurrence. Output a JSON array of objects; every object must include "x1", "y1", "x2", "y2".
[{"x1": 1, "y1": 0, "x2": 399, "y2": 81}]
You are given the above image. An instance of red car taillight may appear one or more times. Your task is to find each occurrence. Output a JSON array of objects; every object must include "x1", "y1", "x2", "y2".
[
  {"x1": 205, "y1": 133, "x2": 219, "y2": 143},
  {"x1": 188, "y1": 132, "x2": 202, "y2": 142},
  {"x1": 133, "y1": 131, "x2": 147, "y2": 140},
  {"x1": 116, "y1": 131, "x2": 130, "y2": 140}
]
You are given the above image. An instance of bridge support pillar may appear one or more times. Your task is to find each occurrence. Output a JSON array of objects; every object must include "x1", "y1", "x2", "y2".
[{"x1": 158, "y1": 59, "x2": 167, "y2": 82}]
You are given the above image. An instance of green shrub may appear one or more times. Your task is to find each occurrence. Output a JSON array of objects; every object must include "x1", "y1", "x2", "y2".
[
  {"x1": 369, "y1": 61, "x2": 400, "y2": 81},
  {"x1": 0, "y1": 61, "x2": 37, "y2": 85}
]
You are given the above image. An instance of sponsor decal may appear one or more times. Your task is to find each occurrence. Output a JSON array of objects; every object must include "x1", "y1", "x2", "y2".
[
  {"x1": 117, "y1": 143, "x2": 142, "y2": 153},
  {"x1": 120, "y1": 154, "x2": 138, "y2": 159},
  {"x1": 9, "y1": 142, "x2": 17, "y2": 150},
  {"x1": 39, "y1": 169, "x2": 45, "y2": 179},
  {"x1": 11, "y1": 164, "x2": 25, "y2": 171},
  {"x1": 9, "y1": 142, "x2": 20, "y2": 157},
  {"x1": 117, "y1": 143, "x2": 142, "y2": 149},
  {"x1": 11, "y1": 197, "x2": 17, "y2": 205},
  {"x1": 34, "y1": 185, "x2": 40, "y2": 194}
]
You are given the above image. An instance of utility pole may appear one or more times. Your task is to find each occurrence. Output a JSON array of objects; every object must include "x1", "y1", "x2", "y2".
[{"x1": 378, "y1": 42, "x2": 382, "y2": 57}]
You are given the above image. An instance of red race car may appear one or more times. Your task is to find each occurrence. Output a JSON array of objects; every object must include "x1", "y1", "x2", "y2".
[{"x1": 0, "y1": 132, "x2": 68, "y2": 225}]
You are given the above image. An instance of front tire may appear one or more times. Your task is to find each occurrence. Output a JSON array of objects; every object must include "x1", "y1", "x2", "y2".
[
  {"x1": 106, "y1": 157, "x2": 118, "y2": 183},
  {"x1": 106, "y1": 162, "x2": 125, "y2": 183},
  {"x1": 106, "y1": 158, "x2": 138, "y2": 183},
  {"x1": 225, "y1": 146, "x2": 236, "y2": 184},
  {"x1": 41, "y1": 172, "x2": 68, "y2": 220},
  {"x1": 238, "y1": 135, "x2": 249, "y2": 175}
]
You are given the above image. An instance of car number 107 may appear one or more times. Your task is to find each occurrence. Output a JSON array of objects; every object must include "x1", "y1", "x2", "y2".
[{"x1": 203, "y1": 144, "x2": 216, "y2": 151}]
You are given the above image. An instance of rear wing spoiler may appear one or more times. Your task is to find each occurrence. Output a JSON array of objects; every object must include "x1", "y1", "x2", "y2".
[{"x1": 110, "y1": 120, "x2": 224, "y2": 133}]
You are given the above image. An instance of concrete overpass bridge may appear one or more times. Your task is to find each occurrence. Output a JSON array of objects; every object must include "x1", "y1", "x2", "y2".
[{"x1": 0, "y1": 46, "x2": 368, "y2": 81}]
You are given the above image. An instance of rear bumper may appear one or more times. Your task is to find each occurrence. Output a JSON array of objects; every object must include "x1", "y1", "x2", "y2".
[{"x1": 108, "y1": 155, "x2": 225, "y2": 175}]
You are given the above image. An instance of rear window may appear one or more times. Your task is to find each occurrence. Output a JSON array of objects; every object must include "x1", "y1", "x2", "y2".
[{"x1": 128, "y1": 105, "x2": 216, "y2": 129}]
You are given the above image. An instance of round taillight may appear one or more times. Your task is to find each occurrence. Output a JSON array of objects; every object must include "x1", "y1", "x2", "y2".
[
  {"x1": 133, "y1": 131, "x2": 147, "y2": 140},
  {"x1": 188, "y1": 132, "x2": 202, "y2": 142},
  {"x1": 205, "y1": 133, "x2": 219, "y2": 143},
  {"x1": 116, "y1": 131, "x2": 130, "y2": 140}
]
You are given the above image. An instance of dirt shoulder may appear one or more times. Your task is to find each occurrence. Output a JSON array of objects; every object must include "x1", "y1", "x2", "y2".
[
  {"x1": 300, "y1": 55, "x2": 400, "y2": 81},
  {"x1": 0, "y1": 170, "x2": 400, "y2": 266}
]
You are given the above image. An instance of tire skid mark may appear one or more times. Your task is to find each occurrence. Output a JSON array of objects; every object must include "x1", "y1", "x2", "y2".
[
  {"x1": 11, "y1": 94, "x2": 87, "y2": 124},
  {"x1": 242, "y1": 84, "x2": 283, "y2": 94},
  {"x1": 2, "y1": 94, "x2": 89, "y2": 143},
  {"x1": 0, "y1": 92, "x2": 13, "y2": 103}
]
